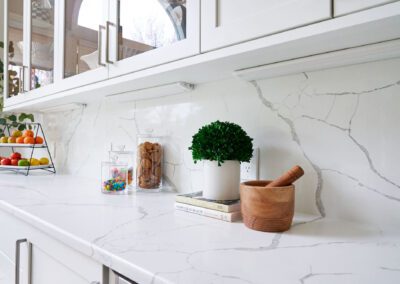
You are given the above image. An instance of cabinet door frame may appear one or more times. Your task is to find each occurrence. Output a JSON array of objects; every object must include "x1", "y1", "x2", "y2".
[
  {"x1": 334, "y1": 0, "x2": 398, "y2": 16},
  {"x1": 107, "y1": 0, "x2": 200, "y2": 79},
  {"x1": 55, "y1": 0, "x2": 109, "y2": 93},
  {"x1": 201, "y1": 0, "x2": 332, "y2": 52}
]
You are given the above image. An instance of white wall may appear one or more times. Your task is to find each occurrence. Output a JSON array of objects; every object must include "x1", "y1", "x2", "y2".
[{"x1": 40, "y1": 58, "x2": 400, "y2": 229}]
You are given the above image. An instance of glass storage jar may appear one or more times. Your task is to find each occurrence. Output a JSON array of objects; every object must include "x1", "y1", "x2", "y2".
[
  {"x1": 101, "y1": 161, "x2": 131, "y2": 194},
  {"x1": 109, "y1": 145, "x2": 134, "y2": 189},
  {"x1": 136, "y1": 135, "x2": 163, "y2": 190}
]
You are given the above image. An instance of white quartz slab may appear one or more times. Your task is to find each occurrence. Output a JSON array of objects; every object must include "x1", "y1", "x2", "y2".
[{"x1": 0, "y1": 174, "x2": 399, "y2": 284}]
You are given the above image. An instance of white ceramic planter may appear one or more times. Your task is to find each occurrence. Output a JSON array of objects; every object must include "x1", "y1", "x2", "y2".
[{"x1": 203, "y1": 160, "x2": 240, "y2": 200}]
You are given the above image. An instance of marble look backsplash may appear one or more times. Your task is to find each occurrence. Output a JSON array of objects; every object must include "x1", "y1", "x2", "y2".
[{"x1": 40, "y1": 58, "x2": 400, "y2": 229}]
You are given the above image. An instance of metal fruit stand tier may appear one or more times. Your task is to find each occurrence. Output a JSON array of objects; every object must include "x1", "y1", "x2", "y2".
[{"x1": 0, "y1": 123, "x2": 56, "y2": 176}]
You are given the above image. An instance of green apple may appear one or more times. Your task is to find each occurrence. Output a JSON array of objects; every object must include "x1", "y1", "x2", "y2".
[{"x1": 18, "y1": 159, "x2": 30, "y2": 167}]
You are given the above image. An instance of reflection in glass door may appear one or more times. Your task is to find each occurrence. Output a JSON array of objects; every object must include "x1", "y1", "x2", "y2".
[
  {"x1": 30, "y1": 0, "x2": 55, "y2": 90},
  {"x1": 117, "y1": 0, "x2": 187, "y2": 61},
  {"x1": 64, "y1": 0, "x2": 107, "y2": 78},
  {"x1": 7, "y1": 0, "x2": 24, "y2": 97}
]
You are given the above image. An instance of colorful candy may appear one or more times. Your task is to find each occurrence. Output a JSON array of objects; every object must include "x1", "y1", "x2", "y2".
[{"x1": 102, "y1": 177, "x2": 127, "y2": 192}]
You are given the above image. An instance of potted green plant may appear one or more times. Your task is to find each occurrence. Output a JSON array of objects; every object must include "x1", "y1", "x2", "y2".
[{"x1": 189, "y1": 121, "x2": 253, "y2": 200}]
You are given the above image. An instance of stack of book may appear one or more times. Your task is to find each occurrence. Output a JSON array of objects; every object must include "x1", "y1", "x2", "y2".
[{"x1": 175, "y1": 191, "x2": 241, "y2": 222}]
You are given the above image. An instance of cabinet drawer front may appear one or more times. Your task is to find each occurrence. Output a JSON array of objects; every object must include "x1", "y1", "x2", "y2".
[
  {"x1": 201, "y1": 0, "x2": 332, "y2": 51},
  {"x1": 0, "y1": 209, "x2": 102, "y2": 283},
  {"x1": 334, "y1": 0, "x2": 398, "y2": 16},
  {"x1": 0, "y1": 250, "x2": 14, "y2": 284},
  {"x1": 31, "y1": 246, "x2": 96, "y2": 284}
]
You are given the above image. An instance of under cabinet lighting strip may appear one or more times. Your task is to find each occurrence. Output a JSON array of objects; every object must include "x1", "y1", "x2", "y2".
[
  {"x1": 105, "y1": 82, "x2": 196, "y2": 102},
  {"x1": 234, "y1": 38, "x2": 400, "y2": 81},
  {"x1": 39, "y1": 103, "x2": 87, "y2": 113}
]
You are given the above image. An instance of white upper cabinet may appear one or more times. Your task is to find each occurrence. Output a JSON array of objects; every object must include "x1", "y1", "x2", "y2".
[
  {"x1": 107, "y1": 0, "x2": 199, "y2": 79},
  {"x1": 201, "y1": 0, "x2": 332, "y2": 52},
  {"x1": 334, "y1": 0, "x2": 398, "y2": 16}
]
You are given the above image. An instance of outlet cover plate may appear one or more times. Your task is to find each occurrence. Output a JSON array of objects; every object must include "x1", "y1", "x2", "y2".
[{"x1": 240, "y1": 148, "x2": 259, "y2": 181}]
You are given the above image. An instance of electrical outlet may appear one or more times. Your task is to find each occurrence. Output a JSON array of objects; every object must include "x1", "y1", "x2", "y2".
[{"x1": 240, "y1": 148, "x2": 259, "y2": 181}]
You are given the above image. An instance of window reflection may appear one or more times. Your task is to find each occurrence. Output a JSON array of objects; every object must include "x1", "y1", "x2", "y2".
[
  {"x1": 64, "y1": 0, "x2": 104, "y2": 78},
  {"x1": 31, "y1": 0, "x2": 55, "y2": 89},
  {"x1": 118, "y1": 0, "x2": 187, "y2": 61}
]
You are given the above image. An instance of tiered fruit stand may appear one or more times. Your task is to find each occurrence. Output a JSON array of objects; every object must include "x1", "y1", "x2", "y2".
[{"x1": 0, "y1": 123, "x2": 56, "y2": 176}]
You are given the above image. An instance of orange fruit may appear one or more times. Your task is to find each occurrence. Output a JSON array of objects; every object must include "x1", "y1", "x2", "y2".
[
  {"x1": 24, "y1": 136, "x2": 35, "y2": 144},
  {"x1": 35, "y1": 136, "x2": 44, "y2": 144},
  {"x1": 23, "y1": 130, "x2": 34, "y2": 137},
  {"x1": 16, "y1": 137, "x2": 25, "y2": 144}
]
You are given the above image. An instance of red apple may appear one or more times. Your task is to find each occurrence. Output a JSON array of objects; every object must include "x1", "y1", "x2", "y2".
[
  {"x1": 1, "y1": 158, "x2": 12, "y2": 166},
  {"x1": 10, "y1": 152, "x2": 22, "y2": 160},
  {"x1": 11, "y1": 159, "x2": 19, "y2": 166}
]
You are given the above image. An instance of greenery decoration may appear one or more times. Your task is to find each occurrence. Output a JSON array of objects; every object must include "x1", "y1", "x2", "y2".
[
  {"x1": 189, "y1": 120, "x2": 253, "y2": 166},
  {"x1": 0, "y1": 113, "x2": 35, "y2": 138}
]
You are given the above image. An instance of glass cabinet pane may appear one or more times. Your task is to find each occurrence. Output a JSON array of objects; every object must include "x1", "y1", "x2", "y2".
[
  {"x1": 30, "y1": 0, "x2": 55, "y2": 90},
  {"x1": 117, "y1": 0, "x2": 187, "y2": 61},
  {"x1": 64, "y1": 0, "x2": 106, "y2": 78},
  {"x1": 7, "y1": 0, "x2": 24, "y2": 97}
]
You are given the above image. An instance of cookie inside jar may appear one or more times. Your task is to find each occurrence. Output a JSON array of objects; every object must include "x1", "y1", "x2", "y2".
[{"x1": 136, "y1": 141, "x2": 163, "y2": 190}]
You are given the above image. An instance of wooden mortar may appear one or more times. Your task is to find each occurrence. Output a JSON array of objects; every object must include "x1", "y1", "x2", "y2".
[{"x1": 240, "y1": 180, "x2": 295, "y2": 232}]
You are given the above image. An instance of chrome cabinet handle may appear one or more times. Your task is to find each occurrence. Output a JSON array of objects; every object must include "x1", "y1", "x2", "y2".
[
  {"x1": 90, "y1": 282, "x2": 100, "y2": 284},
  {"x1": 98, "y1": 25, "x2": 106, "y2": 67},
  {"x1": 22, "y1": 66, "x2": 29, "y2": 92},
  {"x1": 18, "y1": 67, "x2": 24, "y2": 93},
  {"x1": 106, "y1": 21, "x2": 115, "y2": 64},
  {"x1": 15, "y1": 239, "x2": 27, "y2": 284}
]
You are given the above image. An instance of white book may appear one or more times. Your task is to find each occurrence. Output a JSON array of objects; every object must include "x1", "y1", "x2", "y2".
[{"x1": 175, "y1": 202, "x2": 242, "y2": 222}]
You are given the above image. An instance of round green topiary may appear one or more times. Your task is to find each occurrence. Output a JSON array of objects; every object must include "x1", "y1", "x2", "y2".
[{"x1": 189, "y1": 121, "x2": 253, "y2": 166}]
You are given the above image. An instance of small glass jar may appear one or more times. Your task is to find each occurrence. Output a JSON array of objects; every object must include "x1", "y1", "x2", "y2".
[
  {"x1": 101, "y1": 161, "x2": 131, "y2": 194},
  {"x1": 109, "y1": 145, "x2": 134, "y2": 188},
  {"x1": 136, "y1": 135, "x2": 163, "y2": 190}
]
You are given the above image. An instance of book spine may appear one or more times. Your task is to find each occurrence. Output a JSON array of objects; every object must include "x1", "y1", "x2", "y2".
[
  {"x1": 175, "y1": 203, "x2": 241, "y2": 222},
  {"x1": 175, "y1": 196, "x2": 240, "y2": 213}
]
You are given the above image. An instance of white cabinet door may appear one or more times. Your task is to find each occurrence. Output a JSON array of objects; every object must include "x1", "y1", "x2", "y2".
[
  {"x1": 56, "y1": 0, "x2": 109, "y2": 92},
  {"x1": 31, "y1": 246, "x2": 94, "y2": 284},
  {"x1": 334, "y1": 0, "x2": 398, "y2": 16},
  {"x1": 201, "y1": 0, "x2": 332, "y2": 52},
  {"x1": 107, "y1": 0, "x2": 200, "y2": 79},
  {"x1": 0, "y1": 250, "x2": 14, "y2": 284},
  {"x1": 4, "y1": 0, "x2": 29, "y2": 100}
]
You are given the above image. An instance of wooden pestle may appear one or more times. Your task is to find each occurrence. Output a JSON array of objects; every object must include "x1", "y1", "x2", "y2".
[{"x1": 266, "y1": 165, "x2": 304, "y2": 188}]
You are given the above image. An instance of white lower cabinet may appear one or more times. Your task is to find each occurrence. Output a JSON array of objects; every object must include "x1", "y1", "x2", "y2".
[
  {"x1": 31, "y1": 246, "x2": 95, "y2": 284},
  {"x1": 0, "y1": 250, "x2": 14, "y2": 284},
  {"x1": 334, "y1": 0, "x2": 398, "y2": 16},
  {"x1": 0, "y1": 209, "x2": 103, "y2": 284}
]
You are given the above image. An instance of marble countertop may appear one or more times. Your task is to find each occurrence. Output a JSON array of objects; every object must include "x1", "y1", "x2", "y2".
[{"x1": 0, "y1": 173, "x2": 399, "y2": 284}]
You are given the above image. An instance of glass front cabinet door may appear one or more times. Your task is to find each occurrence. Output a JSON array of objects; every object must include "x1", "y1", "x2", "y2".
[
  {"x1": 107, "y1": 0, "x2": 200, "y2": 78},
  {"x1": 5, "y1": 0, "x2": 27, "y2": 98},
  {"x1": 4, "y1": 0, "x2": 57, "y2": 104},
  {"x1": 58, "y1": 0, "x2": 109, "y2": 91}
]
